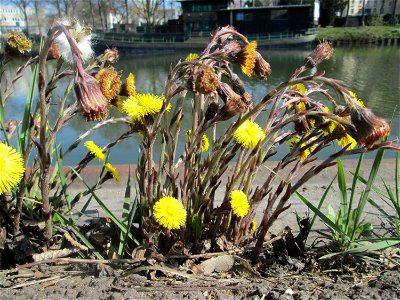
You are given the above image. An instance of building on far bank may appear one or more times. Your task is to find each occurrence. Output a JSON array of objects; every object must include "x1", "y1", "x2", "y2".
[{"x1": 0, "y1": 5, "x2": 36, "y2": 34}]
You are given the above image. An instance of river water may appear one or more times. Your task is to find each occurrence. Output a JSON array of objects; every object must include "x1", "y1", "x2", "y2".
[{"x1": 3, "y1": 46, "x2": 400, "y2": 165}]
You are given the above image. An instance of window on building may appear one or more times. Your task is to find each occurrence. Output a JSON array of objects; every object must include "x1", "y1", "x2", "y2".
[
  {"x1": 350, "y1": 8, "x2": 354, "y2": 14},
  {"x1": 236, "y1": 12, "x2": 244, "y2": 21}
]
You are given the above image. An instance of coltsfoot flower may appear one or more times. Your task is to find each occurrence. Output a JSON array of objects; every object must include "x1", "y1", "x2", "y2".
[
  {"x1": 120, "y1": 73, "x2": 137, "y2": 97},
  {"x1": 105, "y1": 163, "x2": 120, "y2": 182},
  {"x1": 194, "y1": 67, "x2": 219, "y2": 94},
  {"x1": 250, "y1": 219, "x2": 257, "y2": 233},
  {"x1": 123, "y1": 94, "x2": 170, "y2": 121},
  {"x1": 96, "y1": 67, "x2": 121, "y2": 100},
  {"x1": 4, "y1": 31, "x2": 32, "y2": 55},
  {"x1": 84, "y1": 140, "x2": 106, "y2": 162},
  {"x1": 153, "y1": 196, "x2": 187, "y2": 230},
  {"x1": 234, "y1": 120, "x2": 265, "y2": 148},
  {"x1": 237, "y1": 41, "x2": 257, "y2": 77},
  {"x1": 0, "y1": 143, "x2": 25, "y2": 195},
  {"x1": 185, "y1": 53, "x2": 199, "y2": 61},
  {"x1": 186, "y1": 130, "x2": 209, "y2": 152},
  {"x1": 288, "y1": 136, "x2": 314, "y2": 162},
  {"x1": 229, "y1": 190, "x2": 250, "y2": 218}
]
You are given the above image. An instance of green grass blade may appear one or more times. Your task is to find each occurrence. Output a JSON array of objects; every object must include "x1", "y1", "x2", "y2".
[
  {"x1": 56, "y1": 148, "x2": 71, "y2": 212},
  {"x1": 296, "y1": 191, "x2": 348, "y2": 240},
  {"x1": 345, "y1": 153, "x2": 364, "y2": 234},
  {"x1": 351, "y1": 148, "x2": 385, "y2": 239},
  {"x1": 337, "y1": 158, "x2": 348, "y2": 228},
  {"x1": 55, "y1": 212, "x2": 105, "y2": 259},
  {"x1": 396, "y1": 152, "x2": 399, "y2": 210},
  {"x1": 118, "y1": 165, "x2": 132, "y2": 257},
  {"x1": 71, "y1": 168, "x2": 140, "y2": 246},
  {"x1": 20, "y1": 63, "x2": 38, "y2": 150}
]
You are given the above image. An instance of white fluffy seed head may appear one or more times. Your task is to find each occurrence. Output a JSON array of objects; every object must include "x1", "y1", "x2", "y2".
[{"x1": 54, "y1": 19, "x2": 94, "y2": 64}]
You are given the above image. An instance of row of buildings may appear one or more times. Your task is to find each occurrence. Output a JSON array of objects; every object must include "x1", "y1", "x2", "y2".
[{"x1": 0, "y1": 0, "x2": 399, "y2": 35}]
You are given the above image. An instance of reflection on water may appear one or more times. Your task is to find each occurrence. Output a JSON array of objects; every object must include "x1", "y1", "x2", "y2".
[{"x1": 3, "y1": 47, "x2": 399, "y2": 165}]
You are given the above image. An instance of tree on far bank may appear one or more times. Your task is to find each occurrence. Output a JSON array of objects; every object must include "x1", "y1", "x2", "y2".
[
  {"x1": 11, "y1": 0, "x2": 31, "y2": 34},
  {"x1": 132, "y1": 0, "x2": 163, "y2": 32},
  {"x1": 319, "y1": 0, "x2": 348, "y2": 26}
]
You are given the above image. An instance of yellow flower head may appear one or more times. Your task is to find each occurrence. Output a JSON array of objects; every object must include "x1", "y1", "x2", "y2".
[
  {"x1": 337, "y1": 130, "x2": 357, "y2": 150},
  {"x1": 84, "y1": 140, "x2": 106, "y2": 162},
  {"x1": 250, "y1": 219, "x2": 257, "y2": 233},
  {"x1": 105, "y1": 162, "x2": 120, "y2": 182},
  {"x1": 185, "y1": 53, "x2": 199, "y2": 61},
  {"x1": 234, "y1": 120, "x2": 265, "y2": 148},
  {"x1": 349, "y1": 91, "x2": 365, "y2": 108},
  {"x1": 5, "y1": 31, "x2": 32, "y2": 55},
  {"x1": 153, "y1": 196, "x2": 187, "y2": 230},
  {"x1": 96, "y1": 67, "x2": 121, "y2": 100},
  {"x1": 125, "y1": 73, "x2": 137, "y2": 97},
  {"x1": 239, "y1": 41, "x2": 257, "y2": 77},
  {"x1": 290, "y1": 83, "x2": 307, "y2": 94},
  {"x1": 186, "y1": 130, "x2": 209, "y2": 152},
  {"x1": 0, "y1": 143, "x2": 25, "y2": 195},
  {"x1": 288, "y1": 136, "x2": 311, "y2": 162},
  {"x1": 230, "y1": 190, "x2": 250, "y2": 218},
  {"x1": 123, "y1": 94, "x2": 170, "y2": 121}
]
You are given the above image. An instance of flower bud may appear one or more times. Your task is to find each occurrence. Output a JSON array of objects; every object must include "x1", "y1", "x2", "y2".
[
  {"x1": 304, "y1": 41, "x2": 333, "y2": 69},
  {"x1": 101, "y1": 48, "x2": 119, "y2": 64},
  {"x1": 120, "y1": 72, "x2": 137, "y2": 97},
  {"x1": 218, "y1": 83, "x2": 250, "y2": 120},
  {"x1": 254, "y1": 52, "x2": 271, "y2": 80},
  {"x1": 349, "y1": 108, "x2": 390, "y2": 148}
]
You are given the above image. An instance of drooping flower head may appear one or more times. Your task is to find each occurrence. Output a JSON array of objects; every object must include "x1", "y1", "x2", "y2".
[
  {"x1": 84, "y1": 140, "x2": 106, "y2": 162},
  {"x1": 4, "y1": 31, "x2": 32, "y2": 55},
  {"x1": 120, "y1": 72, "x2": 137, "y2": 97},
  {"x1": 254, "y1": 52, "x2": 271, "y2": 80},
  {"x1": 74, "y1": 65, "x2": 109, "y2": 121},
  {"x1": 105, "y1": 162, "x2": 120, "y2": 182},
  {"x1": 236, "y1": 41, "x2": 257, "y2": 77},
  {"x1": 194, "y1": 66, "x2": 219, "y2": 94},
  {"x1": 234, "y1": 120, "x2": 265, "y2": 148},
  {"x1": 229, "y1": 190, "x2": 250, "y2": 218},
  {"x1": 123, "y1": 94, "x2": 170, "y2": 122},
  {"x1": 153, "y1": 196, "x2": 187, "y2": 230},
  {"x1": 54, "y1": 19, "x2": 93, "y2": 64},
  {"x1": 304, "y1": 41, "x2": 333, "y2": 68},
  {"x1": 96, "y1": 67, "x2": 121, "y2": 100},
  {"x1": 0, "y1": 143, "x2": 25, "y2": 195}
]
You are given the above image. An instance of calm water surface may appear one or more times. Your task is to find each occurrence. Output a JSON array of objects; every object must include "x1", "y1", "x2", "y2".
[{"x1": 3, "y1": 46, "x2": 400, "y2": 165}]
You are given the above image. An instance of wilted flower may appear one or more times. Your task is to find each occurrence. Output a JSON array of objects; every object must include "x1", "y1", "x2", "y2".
[
  {"x1": 54, "y1": 19, "x2": 93, "y2": 64},
  {"x1": 234, "y1": 120, "x2": 265, "y2": 148},
  {"x1": 304, "y1": 41, "x2": 333, "y2": 68},
  {"x1": 96, "y1": 67, "x2": 121, "y2": 100},
  {"x1": 0, "y1": 143, "x2": 25, "y2": 195},
  {"x1": 236, "y1": 41, "x2": 257, "y2": 77},
  {"x1": 74, "y1": 64, "x2": 109, "y2": 121},
  {"x1": 120, "y1": 72, "x2": 137, "y2": 97},
  {"x1": 101, "y1": 48, "x2": 119, "y2": 64},
  {"x1": 84, "y1": 140, "x2": 106, "y2": 162},
  {"x1": 153, "y1": 196, "x2": 187, "y2": 230},
  {"x1": 194, "y1": 67, "x2": 219, "y2": 94},
  {"x1": 4, "y1": 31, "x2": 32, "y2": 55},
  {"x1": 105, "y1": 162, "x2": 120, "y2": 182},
  {"x1": 254, "y1": 52, "x2": 271, "y2": 80},
  {"x1": 222, "y1": 40, "x2": 241, "y2": 59},
  {"x1": 348, "y1": 108, "x2": 390, "y2": 148},
  {"x1": 218, "y1": 82, "x2": 250, "y2": 119},
  {"x1": 229, "y1": 190, "x2": 250, "y2": 218},
  {"x1": 47, "y1": 42, "x2": 61, "y2": 60}
]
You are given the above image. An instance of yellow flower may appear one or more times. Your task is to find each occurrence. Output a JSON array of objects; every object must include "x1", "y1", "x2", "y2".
[
  {"x1": 96, "y1": 67, "x2": 121, "y2": 100},
  {"x1": 0, "y1": 143, "x2": 25, "y2": 195},
  {"x1": 239, "y1": 41, "x2": 257, "y2": 77},
  {"x1": 230, "y1": 190, "x2": 250, "y2": 218},
  {"x1": 349, "y1": 91, "x2": 365, "y2": 108},
  {"x1": 234, "y1": 120, "x2": 265, "y2": 148},
  {"x1": 250, "y1": 219, "x2": 257, "y2": 233},
  {"x1": 153, "y1": 196, "x2": 187, "y2": 230},
  {"x1": 288, "y1": 136, "x2": 311, "y2": 162},
  {"x1": 123, "y1": 94, "x2": 170, "y2": 121},
  {"x1": 105, "y1": 163, "x2": 120, "y2": 182},
  {"x1": 336, "y1": 130, "x2": 357, "y2": 150},
  {"x1": 290, "y1": 83, "x2": 307, "y2": 94},
  {"x1": 5, "y1": 31, "x2": 32, "y2": 55},
  {"x1": 185, "y1": 53, "x2": 199, "y2": 61},
  {"x1": 84, "y1": 140, "x2": 106, "y2": 162},
  {"x1": 186, "y1": 130, "x2": 209, "y2": 152}
]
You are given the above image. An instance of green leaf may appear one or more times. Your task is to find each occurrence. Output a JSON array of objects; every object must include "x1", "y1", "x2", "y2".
[
  {"x1": 118, "y1": 165, "x2": 134, "y2": 257},
  {"x1": 56, "y1": 148, "x2": 71, "y2": 212},
  {"x1": 337, "y1": 158, "x2": 347, "y2": 227},
  {"x1": 191, "y1": 213, "x2": 202, "y2": 242},
  {"x1": 346, "y1": 154, "x2": 364, "y2": 233}
]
